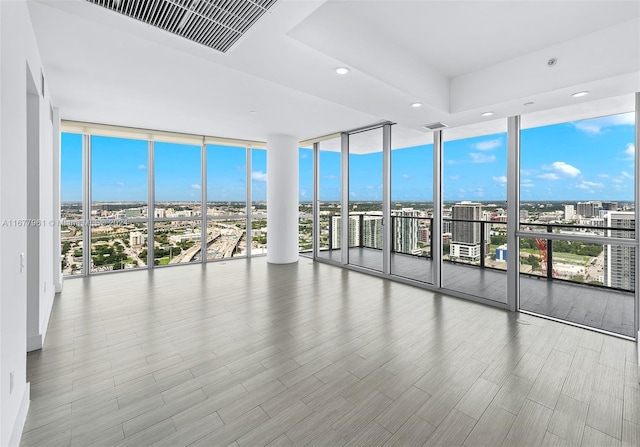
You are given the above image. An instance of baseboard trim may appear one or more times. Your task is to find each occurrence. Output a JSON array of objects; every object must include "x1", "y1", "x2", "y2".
[
  {"x1": 8, "y1": 382, "x2": 30, "y2": 447},
  {"x1": 27, "y1": 334, "x2": 42, "y2": 352}
]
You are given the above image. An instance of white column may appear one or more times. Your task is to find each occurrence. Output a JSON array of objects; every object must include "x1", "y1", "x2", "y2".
[{"x1": 266, "y1": 134, "x2": 299, "y2": 264}]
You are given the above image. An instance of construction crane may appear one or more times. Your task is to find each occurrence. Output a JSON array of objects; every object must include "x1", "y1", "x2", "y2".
[{"x1": 535, "y1": 238, "x2": 558, "y2": 277}]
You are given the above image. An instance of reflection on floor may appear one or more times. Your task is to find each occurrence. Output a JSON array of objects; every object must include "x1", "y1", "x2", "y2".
[
  {"x1": 22, "y1": 258, "x2": 638, "y2": 446},
  {"x1": 317, "y1": 248, "x2": 634, "y2": 337}
]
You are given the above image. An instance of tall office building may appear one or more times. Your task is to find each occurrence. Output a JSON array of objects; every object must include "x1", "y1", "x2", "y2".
[
  {"x1": 450, "y1": 201, "x2": 488, "y2": 260},
  {"x1": 604, "y1": 211, "x2": 635, "y2": 290},
  {"x1": 393, "y1": 208, "x2": 420, "y2": 254},
  {"x1": 577, "y1": 201, "x2": 602, "y2": 218},
  {"x1": 564, "y1": 204, "x2": 575, "y2": 221},
  {"x1": 363, "y1": 214, "x2": 383, "y2": 249},
  {"x1": 330, "y1": 215, "x2": 361, "y2": 249}
]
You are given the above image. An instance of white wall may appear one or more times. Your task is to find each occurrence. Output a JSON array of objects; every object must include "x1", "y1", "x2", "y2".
[{"x1": 0, "y1": 1, "x2": 56, "y2": 445}]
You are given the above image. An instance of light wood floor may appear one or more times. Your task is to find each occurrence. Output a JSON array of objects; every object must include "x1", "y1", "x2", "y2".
[{"x1": 22, "y1": 258, "x2": 639, "y2": 446}]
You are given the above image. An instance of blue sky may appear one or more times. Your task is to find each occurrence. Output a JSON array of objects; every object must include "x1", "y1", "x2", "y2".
[
  {"x1": 61, "y1": 112, "x2": 635, "y2": 203},
  {"x1": 61, "y1": 136, "x2": 268, "y2": 202},
  {"x1": 519, "y1": 113, "x2": 635, "y2": 201}
]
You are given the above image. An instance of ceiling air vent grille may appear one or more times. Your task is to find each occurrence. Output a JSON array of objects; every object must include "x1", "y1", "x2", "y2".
[
  {"x1": 86, "y1": 0, "x2": 279, "y2": 53},
  {"x1": 422, "y1": 122, "x2": 449, "y2": 131}
]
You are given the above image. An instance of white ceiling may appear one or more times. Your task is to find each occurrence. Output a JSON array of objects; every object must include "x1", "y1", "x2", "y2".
[{"x1": 28, "y1": 0, "x2": 640, "y2": 143}]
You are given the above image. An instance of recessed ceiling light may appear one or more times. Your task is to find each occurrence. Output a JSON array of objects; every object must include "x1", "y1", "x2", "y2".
[
  {"x1": 335, "y1": 67, "x2": 350, "y2": 75},
  {"x1": 481, "y1": 111, "x2": 494, "y2": 117},
  {"x1": 571, "y1": 91, "x2": 589, "y2": 98},
  {"x1": 411, "y1": 102, "x2": 423, "y2": 108},
  {"x1": 524, "y1": 102, "x2": 535, "y2": 106}
]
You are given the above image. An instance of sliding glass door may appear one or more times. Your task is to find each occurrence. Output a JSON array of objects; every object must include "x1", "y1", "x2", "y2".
[
  {"x1": 442, "y1": 122, "x2": 508, "y2": 304},
  {"x1": 390, "y1": 127, "x2": 434, "y2": 284},
  {"x1": 348, "y1": 127, "x2": 384, "y2": 272}
]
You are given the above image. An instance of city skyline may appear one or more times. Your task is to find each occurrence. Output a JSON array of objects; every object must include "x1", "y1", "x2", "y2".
[{"x1": 62, "y1": 112, "x2": 635, "y2": 203}]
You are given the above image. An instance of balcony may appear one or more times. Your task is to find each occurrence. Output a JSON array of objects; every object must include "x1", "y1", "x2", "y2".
[{"x1": 316, "y1": 215, "x2": 635, "y2": 338}]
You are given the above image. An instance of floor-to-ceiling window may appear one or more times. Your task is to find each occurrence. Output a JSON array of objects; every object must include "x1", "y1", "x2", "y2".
[
  {"x1": 317, "y1": 137, "x2": 342, "y2": 262},
  {"x1": 519, "y1": 97, "x2": 636, "y2": 337},
  {"x1": 390, "y1": 127, "x2": 434, "y2": 283},
  {"x1": 206, "y1": 144, "x2": 247, "y2": 260},
  {"x1": 251, "y1": 148, "x2": 268, "y2": 256},
  {"x1": 442, "y1": 121, "x2": 508, "y2": 303},
  {"x1": 60, "y1": 133, "x2": 83, "y2": 276},
  {"x1": 90, "y1": 135, "x2": 148, "y2": 272},
  {"x1": 348, "y1": 126, "x2": 384, "y2": 272},
  {"x1": 60, "y1": 123, "x2": 267, "y2": 276},
  {"x1": 153, "y1": 141, "x2": 202, "y2": 266},
  {"x1": 299, "y1": 145, "x2": 313, "y2": 255}
]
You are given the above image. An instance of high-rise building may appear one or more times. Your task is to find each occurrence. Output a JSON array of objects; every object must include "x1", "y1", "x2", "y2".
[
  {"x1": 393, "y1": 208, "x2": 419, "y2": 254},
  {"x1": 577, "y1": 201, "x2": 602, "y2": 218},
  {"x1": 564, "y1": 204, "x2": 575, "y2": 221},
  {"x1": 604, "y1": 211, "x2": 635, "y2": 290},
  {"x1": 330, "y1": 215, "x2": 361, "y2": 249},
  {"x1": 363, "y1": 214, "x2": 383, "y2": 249},
  {"x1": 450, "y1": 201, "x2": 489, "y2": 260}
]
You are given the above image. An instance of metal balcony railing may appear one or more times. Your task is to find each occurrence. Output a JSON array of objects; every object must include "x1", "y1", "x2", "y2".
[{"x1": 318, "y1": 214, "x2": 635, "y2": 293}]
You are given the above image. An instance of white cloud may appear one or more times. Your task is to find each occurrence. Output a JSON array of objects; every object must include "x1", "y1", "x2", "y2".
[
  {"x1": 469, "y1": 153, "x2": 496, "y2": 163},
  {"x1": 137, "y1": 164, "x2": 147, "y2": 170},
  {"x1": 252, "y1": 171, "x2": 267, "y2": 182},
  {"x1": 450, "y1": 175, "x2": 460, "y2": 180},
  {"x1": 542, "y1": 161, "x2": 581, "y2": 178},
  {"x1": 572, "y1": 112, "x2": 635, "y2": 135},
  {"x1": 521, "y1": 179, "x2": 536, "y2": 188},
  {"x1": 576, "y1": 180, "x2": 604, "y2": 189},
  {"x1": 572, "y1": 122, "x2": 602, "y2": 135},
  {"x1": 191, "y1": 184, "x2": 201, "y2": 190},
  {"x1": 492, "y1": 175, "x2": 507, "y2": 183},
  {"x1": 624, "y1": 143, "x2": 635, "y2": 160},
  {"x1": 402, "y1": 174, "x2": 410, "y2": 179},
  {"x1": 115, "y1": 181, "x2": 125, "y2": 187},
  {"x1": 598, "y1": 173, "x2": 609, "y2": 178},
  {"x1": 473, "y1": 138, "x2": 502, "y2": 151},
  {"x1": 537, "y1": 173, "x2": 559, "y2": 180},
  {"x1": 621, "y1": 171, "x2": 633, "y2": 179},
  {"x1": 612, "y1": 178, "x2": 624, "y2": 184}
]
